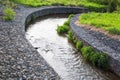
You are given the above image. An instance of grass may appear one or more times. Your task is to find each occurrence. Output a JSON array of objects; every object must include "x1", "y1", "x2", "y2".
[
  {"x1": 10, "y1": 0, "x2": 106, "y2": 11},
  {"x1": 81, "y1": 46, "x2": 94, "y2": 60},
  {"x1": 57, "y1": 20, "x2": 70, "y2": 35},
  {"x1": 81, "y1": 46, "x2": 109, "y2": 70},
  {"x1": 57, "y1": 14, "x2": 74, "y2": 35},
  {"x1": 80, "y1": 12, "x2": 120, "y2": 35},
  {"x1": 3, "y1": 7, "x2": 16, "y2": 21},
  {"x1": 68, "y1": 30, "x2": 74, "y2": 42},
  {"x1": 76, "y1": 41, "x2": 83, "y2": 51},
  {"x1": 1, "y1": 0, "x2": 17, "y2": 21},
  {"x1": 57, "y1": 25, "x2": 69, "y2": 34},
  {"x1": 87, "y1": 0, "x2": 120, "y2": 12}
]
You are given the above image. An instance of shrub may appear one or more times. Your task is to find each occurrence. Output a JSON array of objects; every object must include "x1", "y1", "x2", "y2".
[
  {"x1": 57, "y1": 25, "x2": 69, "y2": 34},
  {"x1": 76, "y1": 41, "x2": 83, "y2": 51},
  {"x1": 3, "y1": 7, "x2": 16, "y2": 21}
]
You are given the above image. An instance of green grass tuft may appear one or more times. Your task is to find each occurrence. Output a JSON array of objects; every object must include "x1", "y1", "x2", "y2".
[
  {"x1": 81, "y1": 46, "x2": 109, "y2": 70},
  {"x1": 81, "y1": 46, "x2": 94, "y2": 60},
  {"x1": 98, "y1": 53, "x2": 109, "y2": 69},
  {"x1": 90, "y1": 52, "x2": 100, "y2": 66},
  {"x1": 3, "y1": 7, "x2": 16, "y2": 21},
  {"x1": 57, "y1": 25, "x2": 69, "y2": 34},
  {"x1": 57, "y1": 14, "x2": 74, "y2": 35},
  {"x1": 68, "y1": 30, "x2": 74, "y2": 41},
  {"x1": 76, "y1": 41, "x2": 83, "y2": 51}
]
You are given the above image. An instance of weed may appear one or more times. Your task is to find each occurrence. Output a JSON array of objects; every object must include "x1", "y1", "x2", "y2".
[
  {"x1": 76, "y1": 41, "x2": 83, "y2": 51},
  {"x1": 57, "y1": 25, "x2": 69, "y2": 34},
  {"x1": 98, "y1": 53, "x2": 109, "y2": 70},
  {"x1": 68, "y1": 30, "x2": 74, "y2": 42},
  {"x1": 81, "y1": 46, "x2": 94, "y2": 60},
  {"x1": 73, "y1": 37, "x2": 78, "y2": 44},
  {"x1": 57, "y1": 14, "x2": 74, "y2": 35},
  {"x1": 3, "y1": 7, "x2": 16, "y2": 21},
  {"x1": 90, "y1": 52, "x2": 100, "y2": 66},
  {"x1": 81, "y1": 45, "x2": 109, "y2": 70}
]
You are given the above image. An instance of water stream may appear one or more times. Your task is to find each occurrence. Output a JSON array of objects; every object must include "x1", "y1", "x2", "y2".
[{"x1": 26, "y1": 14, "x2": 120, "y2": 80}]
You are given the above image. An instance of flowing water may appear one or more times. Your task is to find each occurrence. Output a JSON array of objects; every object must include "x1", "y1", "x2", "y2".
[{"x1": 26, "y1": 14, "x2": 120, "y2": 80}]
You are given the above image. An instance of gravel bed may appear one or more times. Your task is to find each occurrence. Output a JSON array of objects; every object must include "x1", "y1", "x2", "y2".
[{"x1": 0, "y1": 6, "x2": 60, "y2": 80}]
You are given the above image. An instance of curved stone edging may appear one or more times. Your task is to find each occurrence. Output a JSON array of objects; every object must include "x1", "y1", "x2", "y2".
[
  {"x1": 0, "y1": 5, "x2": 88, "y2": 79},
  {"x1": 25, "y1": 6, "x2": 88, "y2": 30},
  {"x1": 70, "y1": 14, "x2": 120, "y2": 76}
]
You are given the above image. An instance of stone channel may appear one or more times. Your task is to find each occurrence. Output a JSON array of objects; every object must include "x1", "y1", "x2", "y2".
[
  {"x1": 26, "y1": 14, "x2": 120, "y2": 80},
  {"x1": 0, "y1": 4, "x2": 120, "y2": 79}
]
